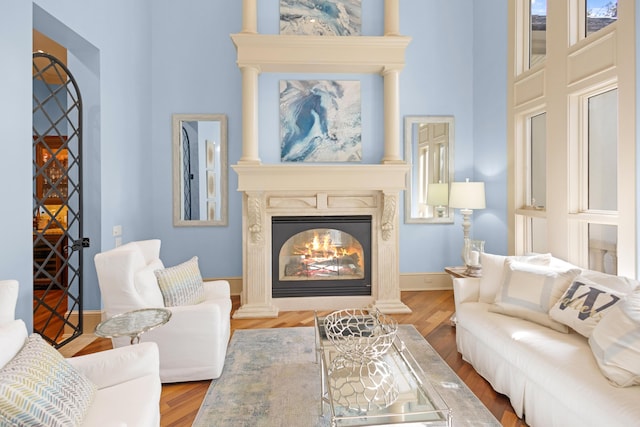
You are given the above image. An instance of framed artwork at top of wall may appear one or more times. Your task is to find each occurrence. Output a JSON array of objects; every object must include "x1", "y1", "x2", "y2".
[{"x1": 279, "y1": 0, "x2": 361, "y2": 36}]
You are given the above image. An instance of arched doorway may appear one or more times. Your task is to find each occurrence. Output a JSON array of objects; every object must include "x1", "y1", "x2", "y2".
[{"x1": 32, "y1": 50, "x2": 85, "y2": 348}]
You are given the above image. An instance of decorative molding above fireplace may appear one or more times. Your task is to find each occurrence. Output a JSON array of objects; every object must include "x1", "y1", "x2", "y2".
[{"x1": 232, "y1": 164, "x2": 410, "y2": 318}]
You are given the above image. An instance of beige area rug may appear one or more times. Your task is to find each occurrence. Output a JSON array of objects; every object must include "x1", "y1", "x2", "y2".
[{"x1": 192, "y1": 325, "x2": 500, "y2": 427}]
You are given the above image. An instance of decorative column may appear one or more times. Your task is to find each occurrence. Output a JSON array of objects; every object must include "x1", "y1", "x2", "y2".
[
  {"x1": 239, "y1": 66, "x2": 261, "y2": 164},
  {"x1": 382, "y1": 69, "x2": 402, "y2": 163},
  {"x1": 384, "y1": 0, "x2": 400, "y2": 36},
  {"x1": 241, "y1": 0, "x2": 257, "y2": 33}
]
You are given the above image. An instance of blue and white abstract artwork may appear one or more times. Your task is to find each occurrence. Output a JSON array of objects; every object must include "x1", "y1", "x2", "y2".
[
  {"x1": 280, "y1": 0, "x2": 361, "y2": 36},
  {"x1": 280, "y1": 80, "x2": 361, "y2": 163}
]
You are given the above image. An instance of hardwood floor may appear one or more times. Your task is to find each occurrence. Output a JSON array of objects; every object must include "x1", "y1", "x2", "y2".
[{"x1": 73, "y1": 291, "x2": 528, "y2": 427}]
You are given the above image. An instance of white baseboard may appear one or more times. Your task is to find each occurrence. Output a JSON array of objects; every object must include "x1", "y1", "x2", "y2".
[{"x1": 209, "y1": 273, "x2": 452, "y2": 296}]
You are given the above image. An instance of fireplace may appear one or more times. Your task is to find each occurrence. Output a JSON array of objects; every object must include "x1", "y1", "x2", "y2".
[
  {"x1": 231, "y1": 164, "x2": 411, "y2": 318},
  {"x1": 272, "y1": 215, "x2": 372, "y2": 298}
]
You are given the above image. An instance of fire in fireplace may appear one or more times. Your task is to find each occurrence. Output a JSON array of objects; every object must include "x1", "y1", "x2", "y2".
[{"x1": 272, "y1": 215, "x2": 372, "y2": 298}]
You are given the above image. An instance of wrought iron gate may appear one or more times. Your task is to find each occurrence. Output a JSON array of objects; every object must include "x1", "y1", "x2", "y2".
[{"x1": 32, "y1": 51, "x2": 85, "y2": 348}]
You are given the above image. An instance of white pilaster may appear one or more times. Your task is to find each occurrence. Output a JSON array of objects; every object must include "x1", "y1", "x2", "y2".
[
  {"x1": 241, "y1": 0, "x2": 257, "y2": 33},
  {"x1": 382, "y1": 69, "x2": 402, "y2": 163},
  {"x1": 239, "y1": 66, "x2": 261, "y2": 164},
  {"x1": 384, "y1": 0, "x2": 401, "y2": 36}
]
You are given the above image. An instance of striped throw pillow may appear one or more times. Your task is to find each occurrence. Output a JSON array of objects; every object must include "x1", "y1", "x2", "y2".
[
  {"x1": 0, "y1": 334, "x2": 97, "y2": 426},
  {"x1": 155, "y1": 256, "x2": 206, "y2": 307}
]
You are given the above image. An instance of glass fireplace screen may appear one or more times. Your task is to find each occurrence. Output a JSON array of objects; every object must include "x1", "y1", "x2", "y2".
[{"x1": 279, "y1": 228, "x2": 365, "y2": 281}]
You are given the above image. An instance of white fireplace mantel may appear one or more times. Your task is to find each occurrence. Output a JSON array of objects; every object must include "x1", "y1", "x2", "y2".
[{"x1": 232, "y1": 163, "x2": 411, "y2": 318}]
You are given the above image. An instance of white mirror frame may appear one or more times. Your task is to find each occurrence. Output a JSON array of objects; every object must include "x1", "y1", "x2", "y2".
[
  {"x1": 404, "y1": 115, "x2": 455, "y2": 224},
  {"x1": 172, "y1": 113, "x2": 228, "y2": 226}
]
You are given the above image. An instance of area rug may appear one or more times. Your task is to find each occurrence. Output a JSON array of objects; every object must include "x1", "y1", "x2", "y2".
[{"x1": 192, "y1": 325, "x2": 500, "y2": 427}]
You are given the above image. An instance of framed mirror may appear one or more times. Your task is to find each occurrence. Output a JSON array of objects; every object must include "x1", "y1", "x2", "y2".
[
  {"x1": 172, "y1": 114, "x2": 228, "y2": 226},
  {"x1": 404, "y1": 116, "x2": 454, "y2": 224}
]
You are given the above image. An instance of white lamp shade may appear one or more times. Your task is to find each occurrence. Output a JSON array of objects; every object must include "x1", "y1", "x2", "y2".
[
  {"x1": 426, "y1": 183, "x2": 449, "y2": 206},
  {"x1": 449, "y1": 181, "x2": 486, "y2": 209}
]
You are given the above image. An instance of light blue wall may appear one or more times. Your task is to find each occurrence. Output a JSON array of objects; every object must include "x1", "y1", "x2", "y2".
[
  {"x1": 1, "y1": 0, "x2": 509, "y2": 325},
  {"x1": 471, "y1": 0, "x2": 508, "y2": 256}
]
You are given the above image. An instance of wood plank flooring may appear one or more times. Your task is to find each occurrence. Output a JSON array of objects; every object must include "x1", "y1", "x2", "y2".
[{"x1": 72, "y1": 290, "x2": 528, "y2": 426}]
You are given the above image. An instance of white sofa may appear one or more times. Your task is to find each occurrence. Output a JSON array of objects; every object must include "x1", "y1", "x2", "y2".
[
  {"x1": 0, "y1": 280, "x2": 162, "y2": 426},
  {"x1": 453, "y1": 255, "x2": 640, "y2": 427},
  {"x1": 94, "y1": 239, "x2": 232, "y2": 383}
]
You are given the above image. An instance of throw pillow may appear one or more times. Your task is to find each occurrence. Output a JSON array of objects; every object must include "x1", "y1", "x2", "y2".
[
  {"x1": 155, "y1": 256, "x2": 206, "y2": 307},
  {"x1": 549, "y1": 275, "x2": 625, "y2": 337},
  {"x1": 478, "y1": 252, "x2": 552, "y2": 303},
  {"x1": 489, "y1": 259, "x2": 581, "y2": 332},
  {"x1": 589, "y1": 288, "x2": 640, "y2": 387},
  {"x1": 0, "y1": 334, "x2": 97, "y2": 427}
]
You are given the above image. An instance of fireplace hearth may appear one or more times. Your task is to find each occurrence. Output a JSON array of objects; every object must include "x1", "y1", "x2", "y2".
[{"x1": 272, "y1": 215, "x2": 372, "y2": 298}]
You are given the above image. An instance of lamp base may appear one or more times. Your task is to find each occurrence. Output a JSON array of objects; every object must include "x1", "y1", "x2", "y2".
[{"x1": 464, "y1": 264, "x2": 483, "y2": 277}]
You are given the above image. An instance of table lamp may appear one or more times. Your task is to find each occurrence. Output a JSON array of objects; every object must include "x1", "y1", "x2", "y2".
[{"x1": 448, "y1": 178, "x2": 486, "y2": 240}]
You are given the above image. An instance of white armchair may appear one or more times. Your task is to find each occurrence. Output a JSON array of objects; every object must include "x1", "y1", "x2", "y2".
[
  {"x1": 94, "y1": 239, "x2": 232, "y2": 383},
  {"x1": 0, "y1": 280, "x2": 161, "y2": 427}
]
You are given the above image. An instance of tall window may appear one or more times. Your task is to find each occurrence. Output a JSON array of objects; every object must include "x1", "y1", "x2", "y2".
[
  {"x1": 530, "y1": 113, "x2": 546, "y2": 209},
  {"x1": 586, "y1": 0, "x2": 617, "y2": 36},
  {"x1": 587, "y1": 89, "x2": 617, "y2": 212},
  {"x1": 530, "y1": 0, "x2": 546, "y2": 68},
  {"x1": 509, "y1": 1, "x2": 634, "y2": 275}
]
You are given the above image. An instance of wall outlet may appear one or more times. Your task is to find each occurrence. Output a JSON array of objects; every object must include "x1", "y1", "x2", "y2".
[
  {"x1": 115, "y1": 237, "x2": 122, "y2": 247},
  {"x1": 112, "y1": 225, "x2": 122, "y2": 237}
]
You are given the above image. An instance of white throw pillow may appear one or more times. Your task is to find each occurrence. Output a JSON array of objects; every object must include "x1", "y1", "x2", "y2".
[
  {"x1": 478, "y1": 252, "x2": 552, "y2": 303},
  {"x1": 549, "y1": 275, "x2": 626, "y2": 337},
  {"x1": 0, "y1": 334, "x2": 97, "y2": 426},
  {"x1": 155, "y1": 256, "x2": 206, "y2": 307},
  {"x1": 489, "y1": 259, "x2": 581, "y2": 332},
  {"x1": 589, "y1": 288, "x2": 640, "y2": 387}
]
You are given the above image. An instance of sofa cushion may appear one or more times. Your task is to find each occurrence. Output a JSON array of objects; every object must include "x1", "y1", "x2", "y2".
[
  {"x1": 0, "y1": 334, "x2": 97, "y2": 427},
  {"x1": 490, "y1": 259, "x2": 580, "y2": 332},
  {"x1": 550, "y1": 275, "x2": 625, "y2": 337},
  {"x1": 589, "y1": 288, "x2": 640, "y2": 387},
  {"x1": 479, "y1": 252, "x2": 552, "y2": 303},
  {"x1": 155, "y1": 256, "x2": 206, "y2": 307}
]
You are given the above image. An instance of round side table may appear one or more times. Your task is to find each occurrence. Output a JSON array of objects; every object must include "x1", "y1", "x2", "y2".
[{"x1": 95, "y1": 307, "x2": 172, "y2": 345}]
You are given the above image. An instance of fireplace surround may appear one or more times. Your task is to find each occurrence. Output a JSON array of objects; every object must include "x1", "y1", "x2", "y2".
[{"x1": 231, "y1": 164, "x2": 411, "y2": 318}]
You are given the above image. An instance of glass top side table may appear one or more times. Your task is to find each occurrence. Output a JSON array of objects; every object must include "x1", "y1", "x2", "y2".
[{"x1": 95, "y1": 308, "x2": 172, "y2": 345}]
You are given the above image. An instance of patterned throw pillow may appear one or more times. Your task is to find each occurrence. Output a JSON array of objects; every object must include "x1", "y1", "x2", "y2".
[
  {"x1": 589, "y1": 288, "x2": 640, "y2": 387},
  {"x1": 155, "y1": 256, "x2": 206, "y2": 307},
  {"x1": 549, "y1": 275, "x2": 625, "y2": 337},
  {"x1": 489, "y1": 259, "x2": 581, "y2": 332},
  {"x1": 0, "y1": 334, "x2": 97, "y2": 427}
]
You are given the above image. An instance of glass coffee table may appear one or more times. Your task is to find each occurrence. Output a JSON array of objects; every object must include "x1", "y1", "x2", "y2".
[
  {"x1": 95, "y1": 308, "x2": 172, "y2": 345},
  {"x1": 315, "y1": 312, "x2": 452, "y2": 427}
]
